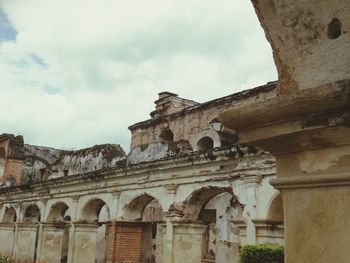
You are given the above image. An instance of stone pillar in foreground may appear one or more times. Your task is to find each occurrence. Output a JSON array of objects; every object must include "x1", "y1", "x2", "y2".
[
  {"x1": 222, "y1": 1, "x2": 350, "y2": 258},
  {"x1": 220, "y1": 80, "x2": 350, "y2": 262},
  {"x1": 270, "y1": 140, "x2": 350, "y2": 262}
]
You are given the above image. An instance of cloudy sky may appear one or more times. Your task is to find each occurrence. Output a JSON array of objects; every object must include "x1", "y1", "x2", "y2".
[{"x1": 0, "y1": 0, "x2": 277, "y2": 152}]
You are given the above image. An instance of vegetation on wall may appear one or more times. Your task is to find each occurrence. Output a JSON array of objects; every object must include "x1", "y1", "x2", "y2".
[{"x1": 240, "y1": 244, "x2": 284, "y2": 263}]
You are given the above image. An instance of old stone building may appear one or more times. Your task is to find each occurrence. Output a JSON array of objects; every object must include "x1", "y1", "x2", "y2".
[
  {"x1": 0, "y1": 83, "x2": 284, "y2": 263},
  {"x1": 1, "y1": 0, "x2": 349, "y2": 262}
]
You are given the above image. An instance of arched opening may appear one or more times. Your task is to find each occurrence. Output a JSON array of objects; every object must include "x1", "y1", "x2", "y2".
[
  {"x1": 183, "y1": 187, "x2": 243, "y2": 262},
  {"x1": 23, "y1": 204, "x2": 41, "y2": 223},
  {"x1": 47, "y1": 202, "x2": 70, "y2": 222},
  {"x1": 0, "y1": 205, "x2": 17, "y2": 258},
  {"x1": 197, "y1": 136, "x2": 214, "y2": 152},
  {"x1": 47, "y1": 202, "x2": 70, "y2": 263},
  {"x1": 80, "y1": 198, "x2": 110, "y2": 263},
  {"x1": 260, "y1": 193, "x2": 284, "y2": 245},
  {"x1": 22, "y1": 204, "x2": 40, "y2": 262},
  {"x1": 159, "y1": 129, "x2": 174, "y2": 143},
  {"x1": 142, "y1": 199, "x2": 164, "y2": 222},
  {"x1": 81, "y1": 199, "x2": 110, "y2": 223},
  {"x1": 268, "y1": 194, "x2": 284, "y2": 221},
  {"x1": 123, "y1": 194, "x2": 164, "y2": 262},
  {"x1": 2, "y1": 207, "x2": 17, "y2": 223}
]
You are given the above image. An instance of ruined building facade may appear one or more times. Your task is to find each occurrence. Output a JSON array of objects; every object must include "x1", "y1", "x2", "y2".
[
  {"x1": 1, "y1": 0, "x2": 349, "y2": 262},
  {"x1": 0, "y1": 84, "x2": 283, "y2": 263}
]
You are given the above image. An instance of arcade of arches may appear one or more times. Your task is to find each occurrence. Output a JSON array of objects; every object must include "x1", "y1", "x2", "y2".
[{"x1": 0, "y1": 85, "x2": 284, "y2": 263}]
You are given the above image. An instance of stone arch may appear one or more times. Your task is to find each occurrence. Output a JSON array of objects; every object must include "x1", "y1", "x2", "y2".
[
  {"x1": 267, "y1": 193, "x2": 284, "y2": 221},
  {"x1": 183, "y1": 186, "x2": 235, "y2": 220},
  {"x1": 183, "y1": 186, "x2": 243, "y2": 262},
  {"x1": 79, "y1": 197, "x2": 111, "y2": 263},
  {"x1": 121, "y1": 193, "x2": 164, "y2": 262},
  {"x1": 197, "y1": 136, "x2": 214, "y2": 152},
  {"x1": 190, "y1": 130, "x2": 221, "y2": 151},
  {"x1": 23, "y1": 204, "x2": 41, "y2": 223},
  {"x1": 122, "y1": 193, "x2": 164, "y2": 221},
  {"x1": 47, "y1": 202, "x2": 70, "y2": 222},
  {"x1": 80, "y1": 198, "x2": 111, "y2": 222},
  {"x1": 2, "y1": 206, "x2": 17, "y2": 223},
  {"x1": 25, "y1": 155, "x2": 52, "y2": 169},
  {"x1": 159, "y1": 128, "x2": 174, "y2": 143},
  {"x1": 46, "y1": 201, "x2": 71, "y2": 263}
]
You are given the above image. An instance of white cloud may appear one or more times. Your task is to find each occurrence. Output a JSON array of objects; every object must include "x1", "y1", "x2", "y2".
[{"x1": 0, "y1": 0, "x2": 277, "y2": 151}]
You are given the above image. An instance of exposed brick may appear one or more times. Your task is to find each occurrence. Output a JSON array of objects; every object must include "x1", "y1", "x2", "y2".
[{"x1": 106, "y1": 221, "x2": 148, "y2": 263}]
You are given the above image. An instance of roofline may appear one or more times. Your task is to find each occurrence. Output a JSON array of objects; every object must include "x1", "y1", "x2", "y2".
[{"x1": 128, "y1": 81, "x2": 277, "y2": 131}]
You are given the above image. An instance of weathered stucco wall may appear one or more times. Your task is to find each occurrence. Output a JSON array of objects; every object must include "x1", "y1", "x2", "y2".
[
  {"x1": 252, "y1": 0, "x2": 350, "y2": 93},
  {"x1": 0, "y1": 146, "x2": 280, "y2": 263},
  {"x1": 128, "y1": 83, "x2": 277, "y2": 152},
  {"x1": 22, "y1": 144, "x2": 126, "y2": 183}
]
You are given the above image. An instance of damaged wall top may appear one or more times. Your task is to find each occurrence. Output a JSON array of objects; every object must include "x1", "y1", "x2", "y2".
[
  {"x1": 1, "y1": 82, "x2": 277, "y2": 185},
  {"x1": 0, "y1": 140, "x2": 126, "y2": 187},
  {"x1": 127, "y1": 82, "x2": 276, "y2": 163}
]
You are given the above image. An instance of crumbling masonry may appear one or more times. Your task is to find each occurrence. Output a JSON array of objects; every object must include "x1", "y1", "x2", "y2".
[
  {"x1": 0, "y1": 85, "x2": 283, "y2": 263},
  {"x1": 1, "y1": 0, "x2": 350, "y2": 262}
]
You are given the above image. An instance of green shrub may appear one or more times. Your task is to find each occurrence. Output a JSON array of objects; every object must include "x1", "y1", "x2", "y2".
[
  {"x1": 0, "y1": 255, "x2": 10, "y2": 263},
  {"x1": 240, "y1": 244, "x2": 284, "y2": 263}
]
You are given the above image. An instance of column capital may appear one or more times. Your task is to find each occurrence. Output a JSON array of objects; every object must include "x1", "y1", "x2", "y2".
[
  {"x1": 41, "y1": 198, "x2": 49, "y2": 205},
  {"x1": 111, "y1": 190, "x2": 121, "y2": 198},
  {"x1": 72, "y1": 195, "x2": 80, "y2": 203},
  {"x1": 241, "y1": 175, "x2": 262, "y2": 186},
  {"x1": 165, "y1": 184, "x2": 178, "y2": 194}
]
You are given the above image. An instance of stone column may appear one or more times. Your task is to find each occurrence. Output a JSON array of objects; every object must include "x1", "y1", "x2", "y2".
[
  {"x1": 270, "y1": 141, "x2": 350, "y2": 262},
  {"x1": 161, "y1": 220, "x2": 207, "y2": 263},
  {"x1": 161, "y1": 219, "x2": 173, "y2": 263},
  {"x1": 70, "y1": 223, "x2": 99, "y2": 263},
  {"x1": 111, "y1": 191, "x2": 121, "y2": 219},
  {"x1": 37, "y1": 223, "x2": 67, "y2": 263},
  {"x1": 241, "y1": 175, "x2": 262, "y2": 244},
  {"x1": 219, "y1": 81, "x2": 350, "y2": 262},
  {"x1": 13, "y1": 223, "x2": 39, "y2": 262},
  {"x1": 67, "y1": 196, "x2": 79, "y2": 263},
  {"x1": 0, "y1": 223, "x2": 15, "y2": 257},
  {"x1": 243, "y1": 1, "x2": 350, "y2": 259},
  {"x1": 35, "y1": 197, "x2": 49, "y2": 259}
]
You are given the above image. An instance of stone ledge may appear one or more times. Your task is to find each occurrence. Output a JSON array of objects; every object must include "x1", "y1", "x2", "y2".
[
  {"x1": 270, "y1": 173, "x2": 350, "y2": 189},
  {"x1": 220, "y1": 80, "x2": 350, "y2": 131}
]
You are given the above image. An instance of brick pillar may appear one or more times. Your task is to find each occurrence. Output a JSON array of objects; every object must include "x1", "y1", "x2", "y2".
[
  {"x1": 105, "y1": 221, "x2": 152, "y2": 263},
  {"x1": 105, "y1": 222, "x2": 117, "y2": 263}
]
